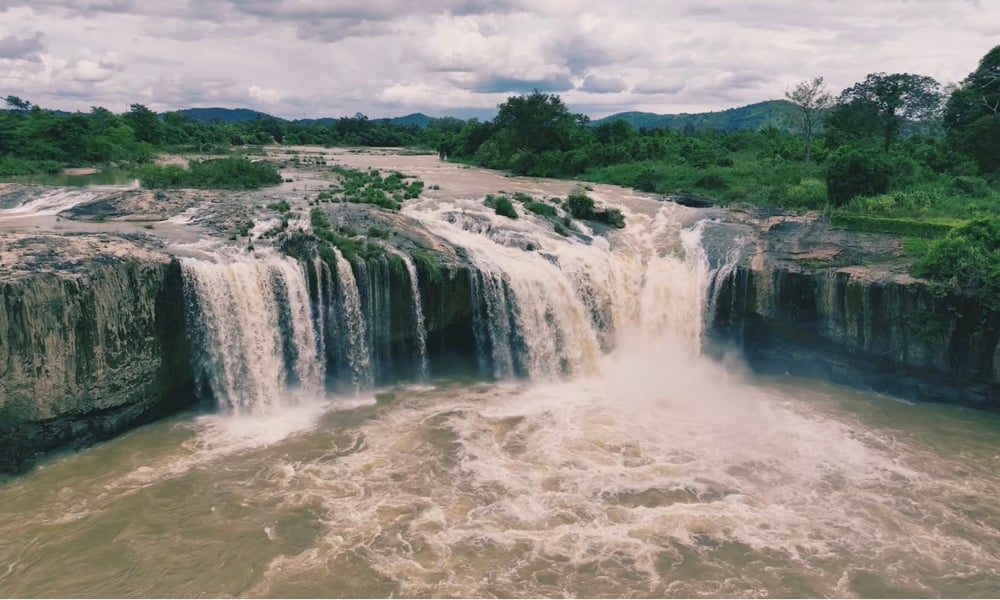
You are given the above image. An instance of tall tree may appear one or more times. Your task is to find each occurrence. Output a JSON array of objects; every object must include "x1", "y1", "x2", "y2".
[
  {"x1": 831, "y1": 72, "x2": 943, "y2": 152},
  {"x1": 122, "y1": 103, "x2": 162, "y2": 145},
  {"x1": 944, "y1": 45, "x2": 1000, "y2": 176},
  {"x1": 785, "y1": 76, "x2": 831, "y2": 162},
  {"x1": 4, "y1": 95, "x2": 31, "y2": 111},
  {"x1": 493, "y1": 90, "x2": 578, "y2": 155}
]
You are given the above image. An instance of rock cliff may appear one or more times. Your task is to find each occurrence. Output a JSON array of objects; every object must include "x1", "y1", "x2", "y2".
[
  {"x1": 0, "y1": 233, "x2": 195, "y2": 472},
  {"x1": 707, "y1": 214, "x2": 1000, "y2": 410}
]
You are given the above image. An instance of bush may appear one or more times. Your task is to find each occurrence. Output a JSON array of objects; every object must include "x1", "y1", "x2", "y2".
[
  {"x1": 524, "y1": 201, "x2": 557, "y2": 217},
  {"x1": 595, "y1": 208, "x2": 626, "y2": 229},
  {"x1": 489, "y1": 195, "x2": 518, "y2": 219},
  {"x1": 826, "y1": 147, "x2": 893, "y2": 206},
  {"x1": 136, "y1": 157, "x2": 282, "y2": 190},
  {"x1": 914, "y1": 217, "x2": 1000, "y2": 306},
  {"x1": 565, "y1": 189, "x2": 596, "y2": 219},
  {"x1": 267, "y1": 200, "x2": 291, "y2": 213}
]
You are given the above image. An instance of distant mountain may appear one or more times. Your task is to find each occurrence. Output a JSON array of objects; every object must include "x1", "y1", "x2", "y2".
[
  {"x1": 176, "y1": 107, "x2": 276, "y2": 123},
  {"x1": 172, "y1": 108, "x2": 435, "y2": 128},
  {"x1": 592, "y1": 100, "x2": 797, "y2": 132},
  {"x1": 386, "y1": 113, "x2": 432, "y2": 128}
]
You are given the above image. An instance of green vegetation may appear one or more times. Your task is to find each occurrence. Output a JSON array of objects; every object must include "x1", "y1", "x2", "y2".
[
  {"x1": 134, "y1": 157, "x2": 282, "y2": 190},
  {"x1": 914, "y1": 217, "x2": 1000, "y2": 308},
  {"x1": 524, "y1": 201, "x2": 557, "y2": 217},
  {"x1": 485, "y1": 194, "x2": 518, "y2": 219},
  {"x1": 267, "y1": 200, "x2": 291, "y2": 213},
  {"x1": 313, "y1": 166, "x2": 425, "y2": 210},
  {"x1": 308, "y1": 207, "x2": 386, "y2": 260},
  {"x1": 565, "y1": 189, "x2": 626, "y2": 228}
]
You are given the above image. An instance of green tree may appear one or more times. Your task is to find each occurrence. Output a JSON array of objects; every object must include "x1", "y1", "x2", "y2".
[
  {"x1": 493, "y1": 90, "x2": 578, "y2": 156},
  {"x1": 944, "y1": 45, "x2": 1000, "y2": 177},
  {"x1": 785, "y1": 76, "x2": 832, "y2": 162},
  {"x1": 4, "y1": 95, "x2": 31, "y2": 111},
  {"x1": 830, "y1": 73, "x2": 943, "y2": 152},
  {"x1": 122, "y1": 103, "x2": 162, "y2": 145}
]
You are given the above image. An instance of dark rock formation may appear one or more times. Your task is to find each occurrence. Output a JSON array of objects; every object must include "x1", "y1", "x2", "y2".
[
  {"x1": 707, "y1": 215, "x2": 1000, "y2": 410},
  {"x1": 0, "y1": 235, "x2": 195, "y2": 473}
]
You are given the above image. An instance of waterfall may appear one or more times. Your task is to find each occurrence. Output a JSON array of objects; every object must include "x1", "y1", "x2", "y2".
[
  {"x1": 181, "y1": 252, "x2": 322, "y2": 415},
  {"x1": 331, "y1": 249, "x2": 373, "y2": 391},
  {"x1": 177, "y1": 190, "x2": 739, "y2": 409},
  {"x1": 405, "y1": 195, "x2": 721, "y2": 379},
  {"x1": 387, "y1": 248, "x2": 430, "y2": 381}
]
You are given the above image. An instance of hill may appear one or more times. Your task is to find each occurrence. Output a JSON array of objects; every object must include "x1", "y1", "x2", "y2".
[
  {"x1": 173, "y1": 108, "x2": 434, "y2": 128},
  {"x1": 592, "y1": 100, "x2": 797, "y2": 132},
  {"x1": 176, "y1": 107, "x2": 275, "y2": 123}
]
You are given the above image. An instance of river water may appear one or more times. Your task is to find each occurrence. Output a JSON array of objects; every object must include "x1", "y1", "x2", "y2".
[
  {"x1": 1, "y1": 361, "x2": 999, "y2": 597},
  {"x1": 1, "y1": 150, "x2": 1000, "y2": 597}
]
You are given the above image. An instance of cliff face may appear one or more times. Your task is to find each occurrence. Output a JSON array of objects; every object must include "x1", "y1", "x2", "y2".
[
  {"x1": 707, "y1": 216, "x2": 1000, "y2": 410},
  {"x1": 0, "y1": 234, "x2": 195, "y2": 471}
]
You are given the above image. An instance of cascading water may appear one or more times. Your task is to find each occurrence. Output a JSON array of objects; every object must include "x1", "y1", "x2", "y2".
[
  {"x1": 386, "y1": 247, "x2": 430, "y2": 381},
  {"x1": 181, "y1": 251, "x2": 322, "y2": 415},
  {"x1": 331, "y1": 248, "x2": 373, "y2": 390},
  {"x1": 404, "y1": 193, "x2": 725, "y2": 379}
]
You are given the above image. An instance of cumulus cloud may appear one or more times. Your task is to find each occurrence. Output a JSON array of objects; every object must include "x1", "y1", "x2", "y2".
[
  {"x1": 580, "y1": 74, "x2": 628, "y2": 94},
  {"x1": 0, "y1": 0, "x2": 994, "y2": 118},
  {"x1": 0, "y1": 31, "x2": 45, "y2": 59}
]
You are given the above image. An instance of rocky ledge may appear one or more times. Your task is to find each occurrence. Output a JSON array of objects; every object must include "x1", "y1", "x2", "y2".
[
  {"x1": 706, "y1": 213, "x2": 1000, "y2": 410},
  {"x1": 0, "y1": 232, "x2": 195, "y2": 472}
]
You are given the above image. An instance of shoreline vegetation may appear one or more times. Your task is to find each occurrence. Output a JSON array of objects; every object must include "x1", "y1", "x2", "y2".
[{"x1": 1, "y1": 45, "x2": 997, "y2": 293}]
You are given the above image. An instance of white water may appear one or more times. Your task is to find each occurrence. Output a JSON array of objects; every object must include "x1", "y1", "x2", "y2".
[
  {"x1": 404, "y1": 193, "x2": 721, "y2": 379},
  {"x1": 181, "y1": 250, "x2": 322, "y2": 415},
  {"x1": 0, "y1": 189, "x2": 100, "y2": 218},
  {"x1": 387, "y1": 247, "x2": 430, "y2": 381},
  {"x1": 332, "y1": 247, "x2": 373, "y2": 390}
]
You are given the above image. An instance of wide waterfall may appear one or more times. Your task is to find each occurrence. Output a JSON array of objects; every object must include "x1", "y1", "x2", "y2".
[{"x1": 178, "y1": 188, "x2": 737, "y2": 414}]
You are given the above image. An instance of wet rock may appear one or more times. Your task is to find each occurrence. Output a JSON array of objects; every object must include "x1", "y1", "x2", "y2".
[
  {"x1": 0, "y1": 234, "x2": 195, "y2": 473},
  {"x1": 669, "y1": 192, "x2": 714, "y2": 208},
  {"x1": 706, "y1": 214, "x2": 1000, "y2": 410}
]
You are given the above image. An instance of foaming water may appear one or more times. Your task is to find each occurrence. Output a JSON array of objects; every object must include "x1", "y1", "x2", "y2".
[
  {"x1": 0, "y1": 188, "x2": 101, "y2": 218},
  {"x1": 1, "y1": 339, "x2": 999, "y2": 597}
]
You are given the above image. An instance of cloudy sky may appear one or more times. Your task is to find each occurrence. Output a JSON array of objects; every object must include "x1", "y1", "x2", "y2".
[{"x1": 1, "y1": 0, "x2": 997, "y2": 119}]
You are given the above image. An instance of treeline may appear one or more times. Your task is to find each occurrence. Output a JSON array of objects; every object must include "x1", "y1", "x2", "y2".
[
  {"x1": 0, "y1": 100, "x2": 462, "y2": 176},
  {"x1": 439, "y1": 45, "x2": 999, "y2": 213}
]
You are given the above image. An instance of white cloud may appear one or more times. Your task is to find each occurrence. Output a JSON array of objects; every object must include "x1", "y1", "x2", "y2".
[{"x1": 0, "y1": 0, "x2": 994, "y2": 118}]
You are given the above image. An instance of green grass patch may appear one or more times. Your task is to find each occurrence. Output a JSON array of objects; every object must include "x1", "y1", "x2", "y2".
[
  {"x1": 524, "y1": 201, "x2": 557, "y2": 217},
  {"x1": 830, "y1": 214, "x2": 958, "y2": 238}
]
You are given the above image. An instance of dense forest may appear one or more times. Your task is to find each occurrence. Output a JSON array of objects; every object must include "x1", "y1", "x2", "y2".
[{"x1": 2, "y1": 45, "x2": 998, "y2": 296}]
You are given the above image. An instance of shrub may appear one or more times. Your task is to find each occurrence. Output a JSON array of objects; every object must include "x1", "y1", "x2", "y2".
[
  {"x1": 524, "y1": 201, "x2": 557, "y2": 217},
  {"x1": 267, "y1": 200, "x2": 291, "y2": 213},
  {"x1": 136, "y1": 157, "x2": 282, "y2": 190},
  {"x1": 565, "y1": 189, "x2": 596, "y2": 220},
  {"x1": 490, "y1": 195, "x2": 518, "y2": 219},
  {"x1": 595, "y1": 208, "x2": 626, "y2": 229},
  {"x1": 914, "y1": 217, "x2": 1000, "y2": 306},
  {"x1": 826, "y1": 147, "x2": 893, "y2": 206}
]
